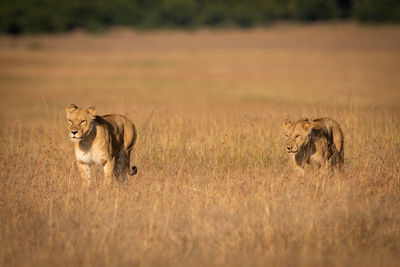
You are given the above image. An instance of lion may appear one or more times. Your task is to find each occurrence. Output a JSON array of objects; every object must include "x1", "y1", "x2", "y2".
[
  {"x1": 283, "y1": 117, "x2": 344, "y2": 173},
  {"x1": 66, "y1": 104, "x2": 137, "y2": 187}
]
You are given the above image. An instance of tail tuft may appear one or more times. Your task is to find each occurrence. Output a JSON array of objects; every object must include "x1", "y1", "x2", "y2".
[{"x1": 130, "y1": 166, "x2": 138, "y2": 176}]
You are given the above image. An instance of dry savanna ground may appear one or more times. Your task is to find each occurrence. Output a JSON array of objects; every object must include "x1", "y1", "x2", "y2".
[{"x1": 0, "y1": 23, "x2": 400, "y2": 267}]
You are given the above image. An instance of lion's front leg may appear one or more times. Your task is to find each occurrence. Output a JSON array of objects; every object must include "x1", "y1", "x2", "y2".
[
  {"x1": 77, "y1": 161, "x2": 91, "y2": 187},
  {"x1": 293, "y1": 163, "x2": 305, "y2": 176},
  {"x1": 103, "y1": 158, "x2": 116, "y2": 186},
  {"x1": 292, "y1": 153, "x2": 305, "y2": 175}
]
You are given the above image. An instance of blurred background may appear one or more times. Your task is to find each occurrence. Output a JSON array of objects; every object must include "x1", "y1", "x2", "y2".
[{"x1": 1, "y1": 0, "x2": 400, "y2": 34}]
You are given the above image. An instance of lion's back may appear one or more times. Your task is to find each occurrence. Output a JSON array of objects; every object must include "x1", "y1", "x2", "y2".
[
  {"x1": 313, "y1": 117, "x2": 344, "y2": 161},
  {"x1": 97, "y1": 114, "x2": 137, "y2": 151}
]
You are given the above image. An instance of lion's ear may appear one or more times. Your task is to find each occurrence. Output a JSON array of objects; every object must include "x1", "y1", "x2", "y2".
[
  {"x1": 66, "y1": 104, "x2": 78, "y2": 114},
  {"x1": 88, "y1": 106, "x2": 97, "y2": 116},
  {"x1": 283, "y1": 119, "x2": 292, "y2": 132}
]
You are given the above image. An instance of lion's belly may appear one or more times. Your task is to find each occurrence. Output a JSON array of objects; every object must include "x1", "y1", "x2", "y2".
[{"x1": 75, "y1": 147, "x2": 108, "y2": 165}]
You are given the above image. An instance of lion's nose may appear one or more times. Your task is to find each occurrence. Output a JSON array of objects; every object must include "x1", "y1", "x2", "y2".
[
  {"x1": 71, "y1": 130, "x2": 78, "y2": 135},
  {"x1": 286, "y1": 146, "x2": 292, "y2": 151}
]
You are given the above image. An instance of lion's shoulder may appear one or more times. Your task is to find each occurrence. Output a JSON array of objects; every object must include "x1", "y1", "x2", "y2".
[
  {"x1": 95, "y1": 114, "x2": 126, "y2": 129},
  {"x1": 312, "y1": 117, "x2": 341, "y2": 128},
  {"x1": 94, "y1": 114, "x2": 136, "y2": 147}
]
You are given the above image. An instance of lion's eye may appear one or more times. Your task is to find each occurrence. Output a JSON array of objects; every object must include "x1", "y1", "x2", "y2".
[
  {"x1": 285, "y1": 134, "x2": 289, "y2": 138},
  {"x1": 80, "y1": 120, "x2": 87, "y2": 125},
  {"x1": 68, "y1": 120, "x2": 72, "y2": 125},
  {"x1": 295, "y1": 135, "x2": 300, "y2": 139}
]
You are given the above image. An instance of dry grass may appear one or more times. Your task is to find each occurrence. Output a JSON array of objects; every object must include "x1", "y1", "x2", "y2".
[{"x1": 0, "y1": 23, "x2": 400, "y2": 267}]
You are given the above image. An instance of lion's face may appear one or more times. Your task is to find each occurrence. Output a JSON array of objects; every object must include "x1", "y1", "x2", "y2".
[
  {"x1": 66, "y1": 104, "x2": 96, "y2": 142},
  {"x1": 283, "y1": 118, "x2": 314, "y2": 153}
]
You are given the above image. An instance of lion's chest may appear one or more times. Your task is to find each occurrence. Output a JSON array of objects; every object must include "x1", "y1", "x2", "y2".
[{"x1": 75, "y1": 146, "x2": 108, "y2": 165}]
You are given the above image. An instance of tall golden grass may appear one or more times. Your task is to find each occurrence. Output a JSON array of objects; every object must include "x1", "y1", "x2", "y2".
[{"x1": 0, "y1": 24, "x2": 400, "y2": 266}]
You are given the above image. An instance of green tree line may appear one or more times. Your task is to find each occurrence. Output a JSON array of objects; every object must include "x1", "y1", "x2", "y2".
[{"x1": 0, "y1": 0, "x2": 399, "y2": 34}]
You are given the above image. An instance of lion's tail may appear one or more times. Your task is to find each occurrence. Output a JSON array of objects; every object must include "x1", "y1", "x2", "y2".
[
  {"x1": 124, "y1": 121, "x2": 137, "y2": 152},
  {"x1": 124, "y1": 117, "x2": 137, "y2": 176},
  {"x1": 331, "y1": 121, "x2": 344, "y2": 163}
]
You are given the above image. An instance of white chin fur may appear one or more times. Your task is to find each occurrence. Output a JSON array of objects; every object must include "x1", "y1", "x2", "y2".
[{"x1": 70, "y1": 137, "x2": 81, "y2": 143}]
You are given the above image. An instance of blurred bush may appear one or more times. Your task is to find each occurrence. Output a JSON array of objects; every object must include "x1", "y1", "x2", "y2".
[
  {"x1": 353, "y1": 0, "x2": 400, "y2": 23},
  {"x1": 0, "y1": 0, "x2": 398, "y2": 34}
]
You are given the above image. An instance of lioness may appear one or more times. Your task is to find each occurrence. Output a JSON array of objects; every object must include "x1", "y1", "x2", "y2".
[
  {"x1": 66, "y1": 104, "x2": 137, "y2": 187},
  {"x1": 283, "y1": 117, "x2": 344, "y2": 173}
]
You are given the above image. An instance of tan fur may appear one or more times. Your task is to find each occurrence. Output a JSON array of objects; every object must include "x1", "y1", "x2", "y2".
[
  {"x1": 66, "y1": 104, "x2": 137, "y2": 187},
  {"x1": 283, "y1": 117, "x2": 344, "y2": 173}
]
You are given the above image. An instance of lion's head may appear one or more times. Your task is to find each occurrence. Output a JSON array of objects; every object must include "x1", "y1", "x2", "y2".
[
  {"x1": 66, "y1": 104, "x2": 96, "y2": 142},
  {"x1": 283, "y1": 117, "x2": 321, "y2": 154}
]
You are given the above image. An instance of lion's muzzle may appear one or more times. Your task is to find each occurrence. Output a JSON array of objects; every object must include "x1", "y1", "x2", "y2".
[
  {"x1": 287, "y1": 146, "x2": 298, "y2": 153},
  {"x1": 69, "y1": 130, "x2": 82, "y2": 142}
]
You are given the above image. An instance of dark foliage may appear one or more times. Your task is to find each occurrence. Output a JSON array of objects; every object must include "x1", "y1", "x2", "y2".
[{"x1": 0, "y1": 0, "x2": 398, "y2": 34}]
